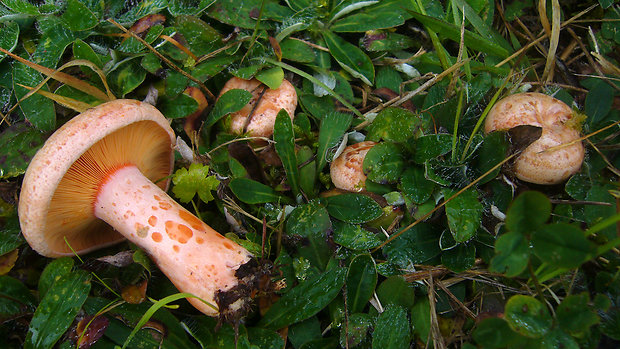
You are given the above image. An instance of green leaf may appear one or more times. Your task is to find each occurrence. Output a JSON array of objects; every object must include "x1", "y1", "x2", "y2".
[
  {"x1": 274, "y1": 109, "x2": 300, "y2": 196},
  {"x1": 256, "y1": 66, "x2": 284, "y2": 90},
  {"x1": 172, "y1": 163, "x2": 220, "y2": 203},
  {"x1": 362, "y1": 142, "x2": 404, "y2": 184},
  {"x1": 229, "y1": 178, "x2": 287, "y2": 204},
  {"x1": 316, "y1": 111, "x2": 352, "y2": 174},
  {"x1": 2, "y1": 0, "x2": 40, "y2": 14},
  {"x1": 159, "y1": 93, "x2": 199, "y2": 119},
  {"x1": 505, "y1": 191, "x2": 551, "y2": 235},
  {"x1": 383, "y1": 223, "x2": 441, "y2": 267},
  {"x1": 443, "y1": 188, "x2": 483, "y2": 243},
  {"x1": 0, "y1": 21, "x2": 19, "y2": 62},
  {"x1": 540, "y1": 328, "x2": 580, "y2": 349},
  {"x1": 412, "y1": 134, "x2": 453, "y2": 164},
  {"x1": 169, "y1": 0, "x2": 216, "y2": 16},
  {"x1": 286, "y1": 200, "x2": 332, "y2": 238},
  {"x1": 490, "y1": 232, "x2": 529, "y2": 277},
  {"x1": 12, "y1": 61, "x2": 56, "y2": 131},
  {"x1": 297, "y1": 146, "x2": 317, "y2": 197},
  {"x1": 61, "y1": 0, "x2": 99, "y2": 31},
  {"x1": 107, "y1": 58, "x2": 146, "y2": 97},
  {"x1": 174, "y1": 15, "x2": 223, "y2": 55},
  {"x1": 376, "y1": 276, "x2": 415, "y2": 310},
  {"x1": 339, "y1": 313, "x2": 372, "y2": 348},
  {"x1": 116, "y1": 0, "x2": 167, "y2": 22},
  {"x1": 408, "y1": 11, "x2": 510, "y2": 58},
  {"x1": 441, "y1": 243, "x2": 476, "y2": 272},
  {"x1": 366, "y1": 107, "x2": 421, "y2": 143},
  {"x1": 281, "y1": 38, "x2": 316, "y2": 63},
  {"x1": 332, "y1": 11, "x2": 405, "y2": 32},
  {"x1": 205, "y1": 89, "x2": 253, "y2": 127},
  {"x1": 411, "y1": 298, "x2": 431, "y2": 344},
  {"x1": 332, "y1": 221, "x2": 382, "y2": 250},
  {"x1": 0, "y1": 275, "x2": 36, "y2": 320},
  {"x1": 399, "y1": 166, "x2": 435, "y2": 204},
  {"x1": 0, "y1": 123, "x2": 47, "y2": 178},
  {"x1": 37, "y1": 257, "x2": 74, "y2": 299},
  {"x1": 325, "y1": 193, "x2": 382, "y2": 224},
  {"x1": 585, "y1": 79, "x2": 614, "y2": 126},
  {"x1": 346, "y1": 254, "x2": 377, "y2": 313},
  {"x1": 475, "y1": 131, "x2": 509, "y2": 183},
  {"x1": 531, "y1": 223, "x2": 596, "y2": 269},
  {"x1": 0, "y1": 216, "x2": 24, "y2": 255},
  {"x1": 504, "y1": 295, "x2": 552, "y2": 338},
  {"x1": 321, "y1": 30, "x2": 374, "y2": 85},
  {"x1": 557, "y1": 293, "x2": 599, "y2": 334},
  {"x1": 259, "y1": 267, "x2": 346, "y2": 329},
  {"x1": 473, "y1": 317, "x2": 521, "y2": 348},
  {"x1": 371, "y1": 305, "x2": 411, "y2": 349},
  {"x1": 25, "y1": 270, "x2": 91, "y2": 349}
]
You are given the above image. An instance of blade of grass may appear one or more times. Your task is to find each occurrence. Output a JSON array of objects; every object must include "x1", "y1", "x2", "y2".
[
  {"x1": 541, "y1": 0, "x2": 561, "y2": 83},
  {"x1": 16, "y1": 83, "x2": 92, "y2": 112}
]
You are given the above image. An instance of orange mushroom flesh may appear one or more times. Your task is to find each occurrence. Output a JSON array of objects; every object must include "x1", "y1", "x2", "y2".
[
  {"x1": 218, "y1": 77, "x2": 297, "y2": 138},
  {"x1": 484, "y1": 92, "x2": 585, "y2": 185},
  {"x1": 18, "y1": 100, "x2": 256, "y2": 318},
  {"x1": 330, "y1": 141, "x2": 377, "y2": 192}
]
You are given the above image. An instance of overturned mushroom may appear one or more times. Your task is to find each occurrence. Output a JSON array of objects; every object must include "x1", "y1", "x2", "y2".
[
  {"x1": 218, "y1": 77, "x2": 297, "y2": 138},
  {"x1": 330, "y1": 141, "x2": 377, "y2": 192},
  {"x1": 484, "y1": 92, "x2": 585, "y2": 185},
  {"x1": 18, "y1": 100, "x2": 257, "y2": 319}
]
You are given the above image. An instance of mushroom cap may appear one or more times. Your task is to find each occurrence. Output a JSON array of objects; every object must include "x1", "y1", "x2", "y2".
[
  {"x1": 330, "y1": 141, "x2": 377, "y2": 192},
  {"x1": 18, "y1": 99, "x2": 176, "y2": 257},
  {"x1": 218, "y1": 77, "x2": 297, "y2": 138},
  {"x1": 484, "y1": 92, "x2": 585, "y2": 184}
]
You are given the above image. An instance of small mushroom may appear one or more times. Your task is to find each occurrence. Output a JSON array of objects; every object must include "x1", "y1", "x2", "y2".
[
  {"x1": 484, "y1": 92, "x2": 585, "y2": 185},
  {"x1": 218, "y1": 77, "x2": 297, "y2": 138},
  {"x1": 330, "y1": 141, "x2": 377, "y2": 192},
  {"x1": 18, "y1": 100, "x2": 256, "y2": 318}
]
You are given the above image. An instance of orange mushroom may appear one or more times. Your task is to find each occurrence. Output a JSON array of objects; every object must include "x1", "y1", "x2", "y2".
[
  {"x1": 18, "y1": 100, "x2": 256, "y2": 318},
  {"x1": 330, "y1": 141, "x2": 377, "y2": 192},
  {"x1": 484, "y1": 92, "x2": 585, "y2": 185}
]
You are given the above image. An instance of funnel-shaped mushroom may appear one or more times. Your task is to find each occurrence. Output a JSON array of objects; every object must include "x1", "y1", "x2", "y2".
[
  {"x1": 484, "y1": 92, "x2": 585, "y2": 185},
  {"x1": 18, "y1": 100, "x2": 256, "y2": 318}
]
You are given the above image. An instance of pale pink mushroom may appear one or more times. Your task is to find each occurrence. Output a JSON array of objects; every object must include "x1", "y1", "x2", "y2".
[
  {"x1": 484, "y1": 92, "x2": 585, "y2": 185},
  {"x1": 330, "y1": 141, "x2": 377, "y2": 192},
  {"x1": 218, "y1": 77, "x2": 297, "y2": 137},
  {"x1": 18, "y1": 99, "x2": 256, "y2": 318}
]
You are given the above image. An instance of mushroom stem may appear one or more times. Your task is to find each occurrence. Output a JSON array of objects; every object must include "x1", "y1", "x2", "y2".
[{"x1": 94, "y1": 165, "x2": 254, "y2": 316}]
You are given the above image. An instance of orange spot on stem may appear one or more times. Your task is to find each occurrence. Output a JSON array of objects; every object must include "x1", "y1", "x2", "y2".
[
  {"x1": 148, "y1": 216, "x2": 157, "y2": 227},
  {"x1": 165, "y1": 221, "x2": 193, "y2": 244},
  {"x1": 152, "y1": 232, "x2": 163, "y2": 242},
  {"x1": 179, "y1": 210, "x2": 205, "y2": 231}
]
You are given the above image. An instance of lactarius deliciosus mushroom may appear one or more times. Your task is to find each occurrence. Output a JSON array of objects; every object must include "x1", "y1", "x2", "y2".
[
  {"x1": 330, "y1": 141, "x2": 377, "y2": 191},
  {"x1": 18, "y1": 99, "x2": 256, "y2": 318},
  {"x1": 484, "y1": 92, "x2": 585, "y2": 185},
  {"x1": 218, "y1": 77, "x2": 297, "y2": 138}
]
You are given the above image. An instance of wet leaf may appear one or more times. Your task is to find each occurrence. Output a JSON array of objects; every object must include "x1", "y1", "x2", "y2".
[
  {"x1": 38, "y1": 257, "x2": 75, "y2": 299},
  {"x1": 286, "y1": 200, "x2": 331, "y2": 238},
  {"x1": 399, "y1": 166, "x2": 435, "y2": 204},
  {"x1": 322, "y1": 30, "x2": 374, "y2": 85},
  {"x1": 346, "y1": 254, "x2": 377, "y2": 313},
  {"x1": 259, "y1": 267, "x2": 346, "y2": 329},
  {"x1": 0, "y1": 249, "x2": 18, "y2": 275},
  {"x1": 297, "y1": 146, "x2": 317, "y2": 197},
  {"x1": 0, "y1": 21, "x2": 19, "y2": 62},
  {"x1": 443, "y1": 188, "x2": 483, "y2": 243},
  {"x1": 504, "y1": 295, "x2": 552, "y2": 338},
  {"x1": 475, "y1": 131, "x2": 509, "y2": 183},
  {"x1": 172, "y1": 163, "x2": 220, "y2": 203},
  {"x1": 229, "y1": 178, "x2": 287, "y2": 204},
  {"x1": 0, "y1": 275, "x2": 36, "y2": 321},
  {"x1": 74, "y1": 315, "x2": 110, "y2": 349},
  {"x1": 12, "y1": 61, "x2": 56, "y2": 131},
  {"x1": 490, "y1": 232, "x2": 529, "y2": 277},
  {"x1": 371, "y1": 305, "x2": 411, "y2": 349},
  {"x1": 383, "y1": 223, "x2": 441, "y2": 267},
  {"x1": 174, "y1": 15, "x2": 223, "y2": 55},
  {"x1": 376, "y1": 276, "x2": 415, "y2": 309},
  {"x1": 316, "y1": 111, "x2": 352, "y2": 173},
  {"x1": 366, "y1": 107, "x2": 420, "y2": 143},
  {"x1": 339, "y1": 313, "x2": 372, "y2": 347},
  {"x1": 531, "y1": 223, "x2": 596, "y2": 269},
  {"x1": 506, "y1": 191, "x2": 551, "y2": 235},
  {"x1": 325, "y1": 193, "x2": 382, "y2": 224},
  {"x1": 441, "y1": 243, "x2": 475, "y2": 273},
  {"x1": 540, "y1": 328, "x2": 579, "y2": 349},
  {"x1": 333, "y1": 221, "x2": 382, "y2": 250},
  {"x1": 412, "y1": 134, "x2": 453, "y2": 164},
  {"x1": 61, "y1": 0, "x2": 99, "y2": 31},
  {"x1": 0, "y1": 216, "x2": 25, "y2": 255},
  {"x1": 362, "y1": 142, "x2": 405, "y2": 183},
  {"x1": 205, "y1": 89, "x2": 253, "y2": 127},
  {"x1": 122, "y1": 280, "x2": 148, "y2": 304},
  {"x1": 107, "y1": 59, "x2": 146, "y2": 97},
  {"x1": 274, "y1": 109, "x2": 300, "y2": 196},
  {"x1": 25, "y1": 270, "x2": 91, "y2": 349},
  {"x1": 473, "y1": 317, "x2": 521, "y2": 348}
]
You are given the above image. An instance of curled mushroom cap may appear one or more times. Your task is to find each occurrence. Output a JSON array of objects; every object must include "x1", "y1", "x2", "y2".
[
  {"x1": 218, "y1": 77, "x2": 297, "y2": 138},
  {"x1": 484, "y1": 92, "x2": 585, "y2": 185},
  {"x1": 330, "y1": 141, "x2": 377, "y2": 191},
  {"x1": 18, "y1": 99, "x2": 256, "y2": 318}
]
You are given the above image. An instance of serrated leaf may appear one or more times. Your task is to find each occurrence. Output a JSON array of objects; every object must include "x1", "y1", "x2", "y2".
[
  {"x1": 325, "y1": 193, "x2": 382, "y2": 224},
  {"x1": 259, "y1": 267, "x2": 346, "y2": 329},
  {"x1": 443, "y1": 188, "x2": 483, "y2": 243},
  {"x1": 25, "y1": 270, "x2": 91, "y2": 349},
  {"x1": 274, "y1": 109, "x2": 300, "y2": 196},
  {"x1": 322, "y1": 30, "x2": 374, "y2": 85},
  {"x1": 172, "y1": 163, "x2": 220, "y2": 203},
  {"x1": 205, "y1": 89, "x2": 253, "y2": 127}
]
